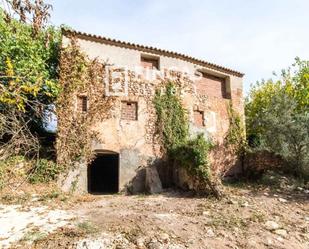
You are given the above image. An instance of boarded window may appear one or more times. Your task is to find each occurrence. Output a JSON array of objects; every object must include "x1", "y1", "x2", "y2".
[
  {"x1": 141, "y1": 56, "x2": 159, "y2": 70},
  {"x1": 196, "y1": 73, "x2": 229, "y2": 99},
  {"x1": 121, "y1": 101, "x2": 138, "y2": 120},
  {"x1": 78, "y1": 96, "x2": 88, "y2": 112},
  {"x1": 194, "y1": 110, "x2": 204, "y2": 127}
]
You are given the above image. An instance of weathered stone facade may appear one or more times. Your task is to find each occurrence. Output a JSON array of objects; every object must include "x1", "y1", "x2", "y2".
[{"x1": 58, "y1": 30, "x2": 244, "y2": 194}]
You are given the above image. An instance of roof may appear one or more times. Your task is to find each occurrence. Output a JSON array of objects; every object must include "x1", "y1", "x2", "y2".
[{"x1": 62, "y1": 29, "x2": 244, "y2": 78}]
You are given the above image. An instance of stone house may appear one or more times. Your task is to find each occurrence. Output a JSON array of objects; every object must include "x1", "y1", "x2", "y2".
[{"x1": 58, "y1": 29, "x2": 244, "y2": 194}]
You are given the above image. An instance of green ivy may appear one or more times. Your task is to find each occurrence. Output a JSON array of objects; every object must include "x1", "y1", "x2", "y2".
[
  {"x1": 171, "y1": 134, "x2": 213, "y2": 180},
  {"x1": 28, "y1": 159, "x2": 62, "y2": 184},
  {"x1": 154, "y1": 82, "x2": 213, "y2": 181},
  {"x1": 153, "y1": 82, "x2": 189, "y2": 151}
]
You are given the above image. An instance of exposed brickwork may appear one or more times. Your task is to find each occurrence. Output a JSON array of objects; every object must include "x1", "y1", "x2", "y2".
[
  {"x1": 121, "y1": 101, "x2": 138, "y2": 120},
  {"x1": 197, "y1": 73, "x2": 228, "y2": 99}
]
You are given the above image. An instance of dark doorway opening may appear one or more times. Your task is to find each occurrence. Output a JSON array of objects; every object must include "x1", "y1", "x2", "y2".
[{"x1": 88, "y1": 153, "x2": 119, "y2": 194}]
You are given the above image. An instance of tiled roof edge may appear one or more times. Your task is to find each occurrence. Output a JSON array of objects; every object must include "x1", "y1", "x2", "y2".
[{"x1": 62, "y1": 28, "x2": 244, "y2": 78}]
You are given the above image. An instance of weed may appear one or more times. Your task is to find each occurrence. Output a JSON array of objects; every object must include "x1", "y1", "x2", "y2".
[
  {"x1": 21, "y1": 229, "x2": 47, "y2": 242},
  {"x1": 77, "y1": 221, "x2": 98, "y2": 234}
]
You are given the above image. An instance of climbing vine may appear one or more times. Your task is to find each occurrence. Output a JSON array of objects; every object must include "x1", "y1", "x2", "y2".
[
  {"x1": 153, "y1": 82, "x2": 189, "y2": 151},
  {"x1": 225, "y1": 104, "x2": 247, "y2": 155},
  {"x1": 56, "y1": 37, "x2": 115, "y2": 169},
  {"x1": 224, "y1": 104, "x2": 247, "y2": 174},
  {"x1": 154, "y1": 82, "x2": 222, "y2": 198}
]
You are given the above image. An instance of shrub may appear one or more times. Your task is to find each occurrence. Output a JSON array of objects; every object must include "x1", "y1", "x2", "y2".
[
  {"x1": 154, "y1": 82, "x2": 221, "y2": 198},
  {"x1": 0, "y1": 156, "x2": 27, "y2": 189},
  {"x1": 28, "y1": 159, "x2": 62, "y2": 184},
  {"x1": 171, "y1": 134, "x2": 213, "y2": 180},
  {"x1": 246, "y1": 59, "x2": 309, "y2": 180}
]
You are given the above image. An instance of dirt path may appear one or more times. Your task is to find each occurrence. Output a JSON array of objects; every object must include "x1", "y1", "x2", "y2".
[
  {"x1": 5, "y1": 185, "x2": 309, "y2": 249},
  {"x1": 71, "y1": 187, "x2": 308, "y2": 249}
]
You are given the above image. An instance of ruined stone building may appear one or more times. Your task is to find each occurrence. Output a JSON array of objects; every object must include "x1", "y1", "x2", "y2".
[{"x1": 58, "y1": 29, "x2": 244, "y2": 194}]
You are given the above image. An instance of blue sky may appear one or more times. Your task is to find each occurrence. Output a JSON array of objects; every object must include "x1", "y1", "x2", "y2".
[{"x1": 50, "y1": 0, "x2": 309, "y2": 94}]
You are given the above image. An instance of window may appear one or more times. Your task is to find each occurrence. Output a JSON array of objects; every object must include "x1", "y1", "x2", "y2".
[
  {"x1": 121, "y1": 101, "x2": 138, "y2": 120},
  {"x1": 194, "y1": 110, "x2": 204, "y2": 127},
  {"x1": 77, "y1": 96, "x2": 88, "y2": 112},
  {"x1": 196, "y1": 72, "x2": 229, "y2": 99},
  {"x1": 141, "y1": 56, "x2": 159, "y2": 70}
]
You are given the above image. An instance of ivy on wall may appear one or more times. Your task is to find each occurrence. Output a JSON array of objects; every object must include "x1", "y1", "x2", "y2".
[
  {"x1": 154, "y1": 82, "x2": 222, "y2": 198},
  {"x1": 56, "y1": 37, "x2": 115, "y2": 169}
]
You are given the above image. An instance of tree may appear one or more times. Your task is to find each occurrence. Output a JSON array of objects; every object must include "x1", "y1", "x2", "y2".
[
  {"x1": 0, "y1": 2, "x2": 60, "y2": 159},
  {"x1": 246, "y1": 59, "x2": 309, "y2": 179}
]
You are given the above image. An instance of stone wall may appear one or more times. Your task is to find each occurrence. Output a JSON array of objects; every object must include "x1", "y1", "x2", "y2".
[{"x1": 59, "y1": 34, "x2": 244, "y2": 193}]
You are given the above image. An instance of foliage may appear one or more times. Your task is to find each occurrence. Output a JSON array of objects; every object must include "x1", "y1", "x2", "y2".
[
  {"x1": 0, "y1": 155, "x2": 26, "y2": 189},
  {"x1": 56, "y1": 38, "x2": 115, "y2": 169},
  {"x1": 28, "y1": 159, "x2": 62, "y2": 184},
  {"x1": 0, "y1": 8, "x2": 60, "y2": 111},
  {"x1": 0, "y1": 3, "x2": 60, "y2": 164},
  {"x1": 77, "y1": 221, "x2": 99, "y2": 234},
  {"x1": 154, "y1": 82, "x2": 221, "y2": 197},
  {"x1": 246, "y1": 58, "x2": 309, "y2": 179},
  {"x1": 2, "y1": 0, "x2": 52, "y2": 36},
  {"x1": 226, "y1": 104, "x2": 247, "y2": 155},
  {"x1": 0, "y1": 155, "x2": 60, "y2": 188},
  {"x1": 153, "y1": 82, "x2": 189, "y2": 151},
  {"x1": 171, "y1": 134, "x2": 213, "y2": 180}
]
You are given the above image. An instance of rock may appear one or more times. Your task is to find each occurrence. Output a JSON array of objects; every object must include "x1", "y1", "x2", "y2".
[
  {"x1": 136, "y1": 237, "x2": 145, "y2": 248},
  {"x1": 264, "y1": 237, "x2": 273, "y2": 246},
  {"x1": 265, "y1": 221, "x2": 280, "y2": 231},
  {"x1": 227, "y1": 199, "x2": 237, "y2": 205},
  {"x1": 148, "y1": 242, "x2": 163, "y2": 249},
  {"x1": 278, "y1": 198, "x2": 288, "y2": 203},
  {"x1": 202, "y1": 211, "x2": 210, "y2": 216},
  {"x1": 241, "y1": 202, "x2": 249, "y2": 207},
  {"x1": 158, "y1": 233, "x2": 170, "y2": 243},
  {"x1": 274, "y1": 229, "x2": 288, "y2": 237},
  {"x1": 304, "y1": 190, "x2": 309, "y2": 194},
  {"x1": 206, "y1": 228, "x2": 215, "y2": 237},
  {"x1": 145, "y1": 166, "x2": 163, "y2": 194}
]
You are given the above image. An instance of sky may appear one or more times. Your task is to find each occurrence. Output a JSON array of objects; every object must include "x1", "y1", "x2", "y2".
[{"x1": 49, "y1": 0, "x2": 309, "y2": 94}]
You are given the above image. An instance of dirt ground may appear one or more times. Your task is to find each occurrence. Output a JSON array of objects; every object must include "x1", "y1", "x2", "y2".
[{"x1": 2, "y1": 179, "x2": 307, "y2": 249}]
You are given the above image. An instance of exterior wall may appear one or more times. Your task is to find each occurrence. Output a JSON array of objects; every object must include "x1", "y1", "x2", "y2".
[{"x1": 60, "y1": 34, "x2": 244, "y2": 193}]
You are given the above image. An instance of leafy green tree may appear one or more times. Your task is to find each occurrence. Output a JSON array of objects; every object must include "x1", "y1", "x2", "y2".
[
  {"x1": 246, "y1": 59, "x2": 309, "y2": 179},
  {"x1": 0, "y1": 8, "x2": 60, "y2": 111},
  {"x1": 0, "y1": 4, "x2": 60, "y2": 159}
]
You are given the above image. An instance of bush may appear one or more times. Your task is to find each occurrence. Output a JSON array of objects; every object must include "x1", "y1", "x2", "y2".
[
  {"x1": 246, "y1": 59, "x2": 309, "y2": 180},
  {"x1": 0, "y1": 156, "x2": 27, "y2": 189},
  {"x1": 172, "y1": 134, "x2": 213, "y2": 180},
  {"x1": 28, "y1": 159, "x2": 62, "y2": 184}
]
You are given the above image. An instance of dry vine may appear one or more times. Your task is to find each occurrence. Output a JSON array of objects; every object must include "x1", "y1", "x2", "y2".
[
  {"x1": 2, "y1": 0, "x2": 52, "y2": 36},
  {"x1": 56, "y1": 36, "x2": 115, "y2": 169}
]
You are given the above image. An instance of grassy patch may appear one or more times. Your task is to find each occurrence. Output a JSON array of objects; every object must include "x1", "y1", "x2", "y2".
[
  {"x1": 77, "y1": 221, "x2": 99, "y2": 234},
  {"x1": 0, "y1": 193, "x2": 31, "y2": 205},
  {"x1": 20, "y1": 229, "x2": 47, "y2": 243}
]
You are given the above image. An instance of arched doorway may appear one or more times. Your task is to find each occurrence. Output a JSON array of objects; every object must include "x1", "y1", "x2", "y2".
[{"x1": 88, "y1": 152, "x2": 119, "y2": 194}]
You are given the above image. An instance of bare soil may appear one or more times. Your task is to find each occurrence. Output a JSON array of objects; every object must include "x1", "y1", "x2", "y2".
[{"x1": 28, "y1": 184, "x2": 309, "y2": 249}]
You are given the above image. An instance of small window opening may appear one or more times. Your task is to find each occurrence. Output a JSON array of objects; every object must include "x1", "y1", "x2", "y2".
[
  {"x1": 141, "y1": 56, "x2": 159, "y2": 70},
  {"x1": 78, "y1": 96, "x2": 88, "y2": 112},
  {"x1": 121, "y1": 101, "x2": 138, "y2": 120},
  {"x1": 194, "y1": 110, "x2": 205, "y2": 127}
]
